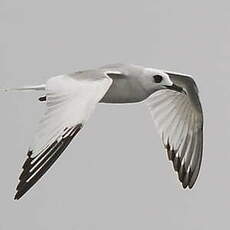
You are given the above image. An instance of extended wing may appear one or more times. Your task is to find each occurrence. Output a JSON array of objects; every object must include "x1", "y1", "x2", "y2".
[
  {"x1": 15, "y1": 71, "x2": 112, "y2": 199},
  {"x1": 146, "y1": 73, "x2": 203, "y2": 189}
]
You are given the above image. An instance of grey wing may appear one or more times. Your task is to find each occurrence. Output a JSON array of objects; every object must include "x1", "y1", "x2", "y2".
[
  {"x1": 146, "y1": 73, "x2": 203, "y2": 189},
  {"x1": 15, "y1": 72, "x2": 113, "y2": 200}
]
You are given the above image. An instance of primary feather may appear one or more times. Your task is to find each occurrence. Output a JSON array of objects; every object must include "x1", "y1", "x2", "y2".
[
  {"x1": 14, "y1": 71, "x2": 112, "y2": 199},
  {"x1": 146, "y1": 73, "x2": 203, "y2": 188}
]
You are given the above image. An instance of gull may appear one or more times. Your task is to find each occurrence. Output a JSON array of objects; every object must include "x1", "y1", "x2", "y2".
[{"x1": 2, "y1": 63, "x2": 203, "y2": 200}]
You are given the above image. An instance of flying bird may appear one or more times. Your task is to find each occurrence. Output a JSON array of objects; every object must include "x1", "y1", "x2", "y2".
[{"x1": 1, "y1": 64, "x2": 203, "y2": 200}]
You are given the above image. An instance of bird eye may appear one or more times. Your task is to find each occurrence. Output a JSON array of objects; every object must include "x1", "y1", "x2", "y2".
[{"x1": 153, "y1": 75, "x2": 163, "y2": 83}]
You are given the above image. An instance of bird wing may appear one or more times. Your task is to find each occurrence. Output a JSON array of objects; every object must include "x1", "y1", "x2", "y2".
[
  {"x1": 145, "y1": 73, "x2": 203, "y2": 189},
  {"x1": 15, "y1": 71, "x2": 113, "y2": 200}
]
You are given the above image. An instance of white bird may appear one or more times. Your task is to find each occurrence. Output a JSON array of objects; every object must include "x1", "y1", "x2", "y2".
[{"x1": 2, "y1": 63, "x2": 203, "y2": 200}]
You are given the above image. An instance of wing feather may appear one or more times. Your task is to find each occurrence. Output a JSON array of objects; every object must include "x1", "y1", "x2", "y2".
[
  {"x1": 146, "y1": 74, "x2": 203, "y2": 189},
  {"x1": 15, "y1": 72, "x2": 112, "y2": 199}
]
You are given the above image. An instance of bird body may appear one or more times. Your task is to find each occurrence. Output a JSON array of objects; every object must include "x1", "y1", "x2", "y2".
[
  {"x1": 100, "y1": 64, "x2": 172, "y2": 103},
  {"x1": 0, "y1": 63, "x2": 203, "y2": 200}
]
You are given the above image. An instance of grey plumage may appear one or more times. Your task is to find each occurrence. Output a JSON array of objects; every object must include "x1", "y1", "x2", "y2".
[
  {"x1": 146, "y1": 71, "x2": 203, "y2": 188},
  {"x1": 0, "y1": 63, "x2": 203, "y2": 199}
]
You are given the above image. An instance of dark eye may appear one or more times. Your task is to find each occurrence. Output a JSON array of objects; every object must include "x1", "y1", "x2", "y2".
[{"x1": 153, "y1": 75, "x2": 163, "y2": 83}]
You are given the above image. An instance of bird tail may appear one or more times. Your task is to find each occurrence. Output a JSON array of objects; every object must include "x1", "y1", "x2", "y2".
[{"x1": 0, "y1": 84, "x2": 46, "y2": 92}]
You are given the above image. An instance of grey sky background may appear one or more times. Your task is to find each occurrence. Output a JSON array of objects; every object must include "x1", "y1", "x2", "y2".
[{"x1": 0, "y1": 0, "x2": 229, "y2": 229}]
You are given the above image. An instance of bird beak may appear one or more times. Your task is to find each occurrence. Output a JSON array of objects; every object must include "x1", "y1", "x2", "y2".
[{"x1": 165, "y1": 84, "x2": 186, "y2": 95}]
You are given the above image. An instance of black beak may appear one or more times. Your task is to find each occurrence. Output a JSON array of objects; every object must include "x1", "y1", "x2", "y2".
[{"x1": 166, "y1": 84, "x2": 186, "y2": 94}]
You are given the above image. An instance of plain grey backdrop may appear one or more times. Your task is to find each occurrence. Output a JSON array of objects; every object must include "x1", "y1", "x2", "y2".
[{"x1": 0, "y1": 0, "x2": 229, "y2": 229}]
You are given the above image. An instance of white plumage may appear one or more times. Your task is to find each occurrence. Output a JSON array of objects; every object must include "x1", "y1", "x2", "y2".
[{"x1": 1, "y1": 64, "x2": 203, "y2": 200}]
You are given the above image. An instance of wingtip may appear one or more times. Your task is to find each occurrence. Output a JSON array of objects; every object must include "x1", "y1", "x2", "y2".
[
  {"x1": 182, "y1": 183, "x2": 188, "y2": 189},
  {"x1": 181, "y1": 172, "x2": 197, "y2": 189},
  {"x1": 14, "y1": 186, "x2": 27, "y2": 200},
  {"x1": 188, "y1": 180, "x2": 196, "y2": 189},
  {"x1": 14, "y1": 192, "x2": 21, "y2": 200},
  {"x1": 183, "y1": 181, "x2": 195, "y2": 190},
  {"x1": 14, "y1": 124, "x2": 83, "y2": 200}
]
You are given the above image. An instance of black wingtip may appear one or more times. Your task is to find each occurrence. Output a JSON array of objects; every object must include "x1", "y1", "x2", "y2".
[
  {"x1": 188, "y1": 184, "x2": 194, "y2": 189},
  {"x1": 14, "y1": 193, "x2": 21, "y2": 200},
  {"x1": 14, "y1": 124, "x2": 83, "y2": 200},
  {"x1": 165, "y1": 143, "x2": 198, "y2": 190}
]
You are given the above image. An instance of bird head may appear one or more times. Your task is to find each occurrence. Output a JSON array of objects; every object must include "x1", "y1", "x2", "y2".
[{"x1": 143, "y1": 68, "x2": 185, "y2": 95}]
